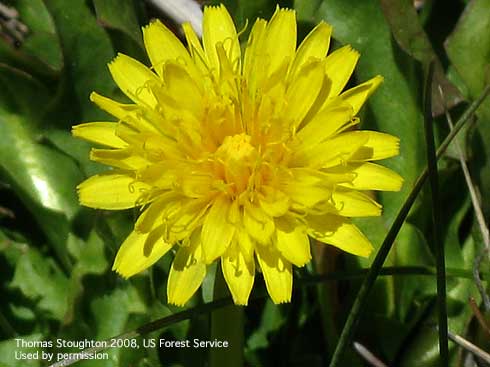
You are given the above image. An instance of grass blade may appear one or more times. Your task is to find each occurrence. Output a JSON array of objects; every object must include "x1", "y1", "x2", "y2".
[{"x1": 423, "y1": 61, "x2": 448, "y2": 366}]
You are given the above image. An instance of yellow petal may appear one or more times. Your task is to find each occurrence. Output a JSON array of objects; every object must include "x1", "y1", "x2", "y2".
[
  {"x1": 279, "y1": 169, "x2": 333, "y2": 208},
  {"x1": 167, "y1": 233, "x2": 206, "y2": 306},
  {"x1": 348, "y1": 131, "x2": 400, "y2": 161},
  {"x1": 120, "y1": 132, "x2": 182, "y2": 161},
  {"x1": 90, "y1": 148, "x2": 150, "y2": 170},
  {"x1": 285, "y1": 60, "x2": 325, "y2": 128},
  {"x1": 290, "y1": 130, "x2": 368, "y2": 168},
  {"x1": 340, "y1": 75, "x2": 383, "y2": 114},
  {"x1": 90, "y1": 92, "x2": 136, "y2": 120},
  {"x1": 108, "y1": 53, "x2": 160, "y2": 108},
  {"x1": 337, "y1": 163, "x2": 403, "y2": 191},
  {"x1": 221, "y1": 246, "x2": 255, "y2": 305},
  {"x1": 77, "y1": 171, "x2": 150, "y2": 209},
  {"x1": 243, "y1": 19, "x2": 267, "y2": 88},
  {"x1": 243, "y1": 203, "x2": 275, "y2": 245},
  {"x1": 179, "y1": 173, "x2": 214, "y2": 199},
  {"x1": 275, "y1": 217, "x2": 311, "y2": 267},
  {"x1": 289, "y1": 21, "x2": 332, "y2": 80},
  {"x1": 168, "y1": 199, "x2": 210, "y2": 242},
  {"x1": 202, "y1": 4, "x2": 240, "y2": 75},
  {"x1": 324, "y1": 45, "x2": 360, "y2": 99},
  {"x1": 256, "y1": 245, "x2": 292, "y2": 304},
  {"x1": 331, "y1": 189, "x2": 382, "y2": 217},
  {"x1": 112, "y1": 229, "x2": 173, "y2": 277},
  {"x1": 143, "y1": 20, "x2": 194, "y2": 77},
  {"x1": 201, "y1": 195, "x2": 235, "y2": 263},
  {"x1": 182, "y1": 22, "x2": 208, "y2": 73},
  {"x1": 89, "y1": 92, "x2": 159, "y2": 133},
  {"x1": 158, "y1": 62, "x2": 203, "y2": 116},
  {"x1": 264, "y1": 7, "x2": 296, "y2": 76},
  {"x1": 293, "y1": 130, "x2": 399, "y2": 168},
  {"x1": 296, "y1": 102, "x2": 354, "y2": 147},
  {"x1": 258, "y1": 187, "x2": 290, "y2": 217},
  {"x1": 235, "y1": 229, "x2": 255, "y2": 264},
  {"x1": 135, "y1": 192, "x2": 180, "y2": 233},
  {"x1": 307, "y1": 214, "x2": 373, "y2": 257},
  {"x1": 72, "y1": 122, "x2": 127, "y2": 148}
]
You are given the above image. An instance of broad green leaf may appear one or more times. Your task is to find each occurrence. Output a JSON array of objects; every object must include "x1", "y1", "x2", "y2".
[
  {"x1": 62, "y1": 231, "x2": 108, "y2": 325},
  {"x1": 0, "y1": 114, "x2": 81, "y2": 218},
  {"x1": 378, "y1": 0, "x2": 463, "y2": 115},
  {"x1": 93, "y1": 0, "x2": 143, "y2": 47},
  {"x1": 10, "y1": 248, "x2": 69, "y2": 321},
  {"x1": 246, "y1": 300, "x2": 286, "y2": 351},
  {"x1": 0, "y1": 229, "x2": 29, "y2": 266},
  {"x1": 44, "y1": 0, "x2": 117, "y2": 121},
  {"x1": 0, "y1": 334, "x2": 43, "y2": 367},
  {"x1": 446, "y1": 0, "x2": 490, "y2": 98},
  {"x1": 0, "y1": 0, "x2": 62, "y2": 75},
  {"x1": 73, "y1": 230, "x2": 108, "y2": 276},
  {"x1": 351, "y1": 218, "x2": 395, "y2": 317},
  {"x1": 0, "y1": 66, "x2": 83, "y2": 269},
  {"x1": 392, "y1": 223, "x2": 435, "y2": 322},
  {"x1": 43, "y1": 129, "x2": 106, "y2": 177},
  {"x1": 294, "y1": 0, "x2": 323, "y2": 22},
  {"x1": 54, "y1": 288, "x2": 132, "y2": 367},
  {"x1": 445, "y1": 0, "x2": 490, "y2": 217},
  {"x1": 438, "y1": 170, "x2": 469, "y2": 269},
  {"x1": 91, "y1": 289, "x2": 131, "y2": 339},
  {"x1": 16, "y1": 0, "x2": 63, "y2": 72}
]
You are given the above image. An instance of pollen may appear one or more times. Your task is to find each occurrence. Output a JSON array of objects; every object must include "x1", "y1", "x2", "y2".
[{"x1": 217, "y1": 134, "x2": 256, "y2": 163}]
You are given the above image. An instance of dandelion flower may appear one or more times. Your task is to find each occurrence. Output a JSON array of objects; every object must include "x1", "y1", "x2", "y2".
[{"x1": 72, "y1": 4, "x2": 403, "y2": 306}]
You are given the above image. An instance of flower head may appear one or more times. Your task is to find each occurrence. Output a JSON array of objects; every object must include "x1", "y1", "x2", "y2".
[{"x1": 73, "y1": 4, "x2": 403, "y2": 306}]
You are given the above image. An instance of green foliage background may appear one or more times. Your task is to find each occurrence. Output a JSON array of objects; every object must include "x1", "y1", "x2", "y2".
[{"x1": 0, "y1": 0, "x2": 489, "y2": 366}]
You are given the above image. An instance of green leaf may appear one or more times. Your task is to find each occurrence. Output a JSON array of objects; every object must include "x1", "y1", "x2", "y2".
[
  {"x1": 16, "y1": 0, "x2": 63, "y2": 72},
  {"x1": 0, "y1": 114, "x2": 80, "y2": 217},
  {"x1": 43, "y1": 0, "x2": 117, "y2": 121},
  {"x1": 0, "y1": 66, "x2": 83, "y2": 269},
  {"x1": 73, "y1": 230, "x2": 108, "y2": 276},
  {"x1": 392, "y1": 223, "x2": 435, "y2": 322},
  {"x1": 0, "y1": 0, "x2": 63, "y2": 75},
  {"x1": 378, "y1": 0, "x2": 463, "y2": 115},
  {"x1": 93, "y1": 0, "x2": 143, "y2": 47},
  {"x1": 0, "y1": 334, "x2": 43, "y2": 367},
  {"x1": 0, "y1": 229, "x2": 29, "y2": 267},
  {"x1": 446, "y1": 0, "x2": 490, "y2": 99},
  {"x1": 43, "y1": 129, "x2": 106, "y2": 177},
  {"x1": 445, "y1": 0, "x2": 490, "y2": 217},
  {"x1": 10, "y1": 248, "x2": 69, "y2": 321},
  {"x1": 246, "y1": 300, "x2": 286, "y2": 351},
  {"x1": 91, "y1": 289, "x2": 131, "y2": 339},
  {"x1": 438, "y1": 170, "x2": 469, "y2": 269}
]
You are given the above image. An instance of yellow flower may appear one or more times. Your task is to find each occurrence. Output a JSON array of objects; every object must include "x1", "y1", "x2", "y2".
[{"x1": 72, "y1": 4, "x2": 403, "y2": 306}]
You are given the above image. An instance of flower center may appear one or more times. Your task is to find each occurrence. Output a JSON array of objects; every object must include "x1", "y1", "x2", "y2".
[
  {"x1": 215, "y1": 133, "x2": 259, "y2": 196},
  {"x1": 217, "y1": 133, "x2": 256, "y2": 162}
]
